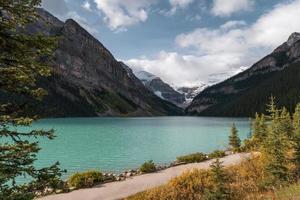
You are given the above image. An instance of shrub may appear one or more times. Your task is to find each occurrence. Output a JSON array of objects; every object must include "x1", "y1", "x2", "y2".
[
  {"x1": 126, "y1": 169, "x2": 212, "y2": 200},
  {"x1": 208, "y1": 150, "x2": 226, "y2": 159},
  {"x1": 227, "y1": 154, "x2": 266, "y2": 198},
  {"x1": 204, "y1": 159, "x2": 231, "y2": 200},
  {"x1": 127, "y1": 155, "x2": 266, "y2": 200},
  {"x1": 177, "y1": 152, "x2": 207, "y2": 163},
  {"x1": 67, "y1": 170, "x2": 103, "y2": 189},
  {"x1": 140, "y1": 160, "x2": 156, "y2": 173}
]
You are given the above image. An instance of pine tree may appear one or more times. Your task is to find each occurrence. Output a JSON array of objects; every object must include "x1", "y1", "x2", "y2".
[
  {"x1": 252, "y1": 113, "x2": 260, "y2": 138},
  {"x1": 279, "y1": 107, "x2": 293, "y2": 138},
  {"x1": 266, "y1": 96, "x2": 277, "y2": 120},
  {"x1": 0, "y1": 1, "x2": 63, "y2": 199},
  {"x1": 251, "y1": 113, "x2": 267, "y2": 149},
  {"x1": 292, "y1": 103, "x2": 300, "y2": 178},
  {"x1": 292, "y1": 103, "x2": 300, "y2": 135},
  {"x1": 262, "y1": 99, "x2": 290, "y2": 186},
  {"x1": 229, "y1": 123, "x2": 241, "y2": 152},
  {"x1": 205, "y1": 159, "x2": 230, "y2": 200},
  {"x1": 262, "y1": 132, "x2": 290, "y2": 186},
  {"x1": 259, "y1": 114, "x2": 267, "y2": 143}
]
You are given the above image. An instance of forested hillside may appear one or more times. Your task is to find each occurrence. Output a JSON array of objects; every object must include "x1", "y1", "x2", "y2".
[
  {"x1": 195, "y1": 61, "x2": 300, "y2": 116},
  {"x1": 187, "y1": 33, "x2": 300, "y2": 117}
]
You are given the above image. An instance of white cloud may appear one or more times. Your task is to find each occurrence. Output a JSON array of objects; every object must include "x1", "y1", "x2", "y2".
[
  {"x1": 212, "y1": 0, "x2": 255, "y2": 17},
  {"x1": 126, "y1": 51, "x2": 246, "y2": 87},
  {"x1": 170, "y1": 0, "x2": 194, "y2": 8},
  {"x1": 82, "y1": 1, "x2": 92, "y2": 11},
  {"x1": 93, "y1": 0, "x2": 157, "y2": 31},
  {"x1": 176, "y1": 27, "x2": 248, "y2": 54},
  {"x1": 248, "y1": 0, "x2": 300, "y2": 47},
  {"x1": 185, "y1": 14, "x2": 201, "y2": 22},
  {"x1": 162, "y1": 0, "x2": 194, "y2": 16},
  {"x1": 220, "y1": 20, "x2": 247, "y2": 30},
  {"x1": 127, "y1": 0, "x2": 300, "y2": 87}
]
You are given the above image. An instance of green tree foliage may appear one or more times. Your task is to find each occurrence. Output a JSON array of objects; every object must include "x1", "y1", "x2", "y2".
[
  {"x1": 256, "y1": 97, "x2": 292, "y2": 187},
  {"x1": 67, "y1": 171, "x2": 103, "y2": 189},
  {"x1": 292, "y1": 103, "x2": 300, "y2": 178},
  {"x1": 177, "y1": 152, "x2": 207, "y2": 163},
  {"x1": 262, "y1": 128, "x2": 290, "y2": 186},
  {"x1": 229, "y1": 123, "x2": 241, "y2": 152},
  {"x1": 241, "y1": 97, "x2": 300, "y2": 187},
  {"x1": 279, "y1": 107, "x2": 293, "y2": 138},
  {"x1": 0, "y1": 1, "x2": 63, "y2": 199},
  {"x1": 194, "y1": 61, "x2": 300, "y2": 117},
  {"x1": 204, "y1": 159, "x2": 231, "y2": 200},
  {"x1": 251, "y1": 113, "x2": 267, "y2": 149},
  {"x1": 140, "y1": 161, "x2": 156, "y2": 173},
  {"x1": 208, "y1": 150, "x2": 226, "y2": 159}
]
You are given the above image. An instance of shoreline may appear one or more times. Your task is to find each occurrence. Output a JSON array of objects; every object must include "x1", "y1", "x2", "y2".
[
  {"x1": 91, "y1": 151, "x2": 226, "y2": 183},
  {"x1": 39, "y1": 153, "x2": 251, "y2": 200}
]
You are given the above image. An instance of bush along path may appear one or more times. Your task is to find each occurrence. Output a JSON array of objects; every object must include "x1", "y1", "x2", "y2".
[{"x1": 36, "y1": 150, "x2": 229, "y2": 197}]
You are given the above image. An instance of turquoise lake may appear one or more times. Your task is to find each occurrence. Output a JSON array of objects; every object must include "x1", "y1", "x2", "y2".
[{"x1": 23, "y1": 117, "x2": 251, "y2": 178}]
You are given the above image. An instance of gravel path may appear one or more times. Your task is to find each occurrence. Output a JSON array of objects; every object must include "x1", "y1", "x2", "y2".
[{"x1": 39, "y1": 153, "x2": 250, "y2": 200}]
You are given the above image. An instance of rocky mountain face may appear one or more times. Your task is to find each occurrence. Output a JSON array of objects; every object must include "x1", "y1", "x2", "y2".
[
  {"x1": 8, "y1": 9, "x2": 183, "y2": 117},
  {"x1": 186, "y1": 32, "x2": 300, "y2": 117},
  {"x1": 134, "y1": 71, "x2": 185, "y2": 106},
  {"x1": 177, "y1": 85, "x2": 207, "y2": 106}
]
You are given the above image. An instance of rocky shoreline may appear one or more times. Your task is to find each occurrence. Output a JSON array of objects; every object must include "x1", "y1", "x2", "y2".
[
  {"x1": 102, "y1": 163, "x2": 172, "y2": 182},
  {"x1": 70, "y1": 150, "x2": 232, "y2": 189},
  {"x1": 39, "y1": 153, "x2": 249, "y2": 200},
  {"x1": 38, "y1": 150, "x2": 233, "y2": 197}
]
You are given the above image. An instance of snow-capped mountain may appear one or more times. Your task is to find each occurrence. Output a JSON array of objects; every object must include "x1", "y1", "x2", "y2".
[
  {"x1": 177, "y1": 85, "x2": 207, "y2": 106},
  {"x1": 134, "y1": 71, "x2": 157, "y2": 85},
  {"x1": 134, "y1": 71, "x2": 185, "y2": 106},
  {"x1": 134, "y1": 71, "x2": 207, "y2": 107},
  {"x1": 187, "y1": 32, "x2": 300, "y2": 116}
]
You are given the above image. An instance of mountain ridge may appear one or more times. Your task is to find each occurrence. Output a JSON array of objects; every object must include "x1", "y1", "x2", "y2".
[
  {"x1": 2, "y1": 8, "x2": 183, "y2": 117},
  {"x1": 134, "y1": 71, "x2": 185, "y2": 106},
  {"x1": 186, "y1": 32, "x2": 300, "y2": 117}
]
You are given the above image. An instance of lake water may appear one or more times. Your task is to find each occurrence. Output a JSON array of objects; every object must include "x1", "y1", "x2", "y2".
[{"x1": 23, "y1": 117, "x2": 250, "y2": 178}]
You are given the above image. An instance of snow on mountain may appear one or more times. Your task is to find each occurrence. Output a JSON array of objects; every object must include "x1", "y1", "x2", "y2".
[
  {"x1": 134, "y1": 71, "x2": 207, "y2": 107},
  {"x1": 134, "y1": 71, "x2": 157, "y2": 85},
  {"x1": 177, "y1": 84, "x2": 207, "y2": 106}
]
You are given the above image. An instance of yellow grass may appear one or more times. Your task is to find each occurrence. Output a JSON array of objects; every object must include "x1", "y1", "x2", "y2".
[{"x1": 126, "y1": 154, "x2": 300, "y2": 200}]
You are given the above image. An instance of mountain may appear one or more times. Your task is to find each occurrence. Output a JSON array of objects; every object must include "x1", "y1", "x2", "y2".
[
  {"x1": 1, "y1": 9, "x2": 183, "y2": 117},
  {"x1": 134, "y1": 71, "x2": 185, "y2": 106},
  {"x1": 177, "y1": 85, "x2": 207, "y2": 106},
  {"x1": 186, "y1": 32, "x2": 300, "y2": 117},
  {"x1": 134, "y1": 71, "x2": 157, "y2": 86}
]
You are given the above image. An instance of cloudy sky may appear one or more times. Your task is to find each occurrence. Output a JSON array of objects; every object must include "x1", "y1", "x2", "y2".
[{"x1": 42, "y1": 0, "x2": 300, "y2": 87}]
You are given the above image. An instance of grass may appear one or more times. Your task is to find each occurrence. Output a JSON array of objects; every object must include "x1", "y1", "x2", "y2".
[
  {"x1": 271, "y1": 182, "x2": 300, "y2": 200},
  {"x1": 126, "y1": 154, "x2": 300, "y2": 200},
  {"x1": 247, "y1": 183, "x2": 300, "y2": 200}
]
